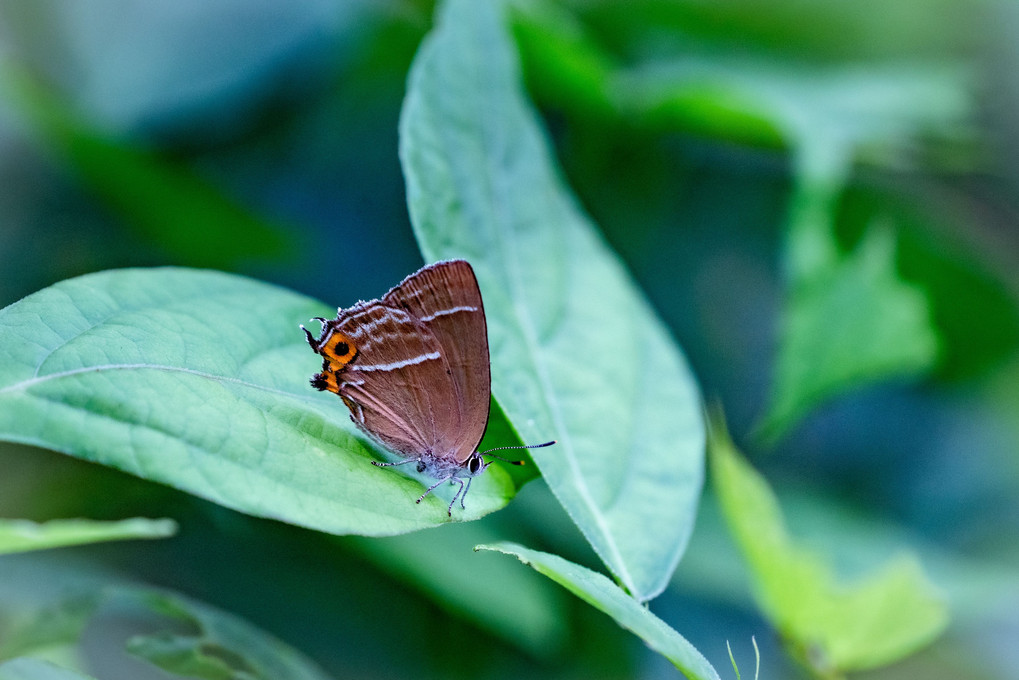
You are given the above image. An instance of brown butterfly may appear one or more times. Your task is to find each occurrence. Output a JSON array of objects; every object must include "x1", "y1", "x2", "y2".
[{"x1": 303, "y1": 259, "x2": 553, "y2": 515}]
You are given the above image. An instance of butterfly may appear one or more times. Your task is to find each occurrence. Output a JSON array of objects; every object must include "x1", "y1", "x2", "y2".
[{"x1": 302, "y1": 259, "x2": 553, "y2": 516}]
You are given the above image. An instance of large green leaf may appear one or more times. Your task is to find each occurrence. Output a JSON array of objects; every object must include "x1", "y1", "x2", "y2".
[
  {"x1": 0, "y1": 518, "x2": 176, "y2": 555},
  {"x1": 401, "y1": 0, "x2": 705, "y2": 602},
  {"x1": 709, "y1": 416, "x2": 949, "y2": 674},
  {"x1": 477, "y1": 543, "x2": 720, "y2": 680},
  {"x1": 0, "y1": 659, "x2": 97, "y2": 680},
  {"x1": 0, "y1": 268, "x2": 525, "y2": 535}
]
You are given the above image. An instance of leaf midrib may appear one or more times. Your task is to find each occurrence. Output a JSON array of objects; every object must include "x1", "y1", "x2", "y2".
[
  {"x1": 0, "y1": 362, "x2": 311, "y2": 401},
  {"x1": 459, "y1": 10, "x2": 638, "y2": 597}
]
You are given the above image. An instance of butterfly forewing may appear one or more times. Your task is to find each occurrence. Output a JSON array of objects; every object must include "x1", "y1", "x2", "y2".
[{"x1": 382, "y1": 260, "x2": 490, "y2": 462}]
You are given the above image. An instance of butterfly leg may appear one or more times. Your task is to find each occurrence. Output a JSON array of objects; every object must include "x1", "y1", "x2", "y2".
[
  {"x1": 446, "y1": 477, "x2": 468, "y2": 516},
  {"x1": 371, "y1": 458, "x2": 419, "y2": 468},
  {"x1": 460, "y1": 476, "x2": 473, "y2": 510},
  {"x1": 416, "y1": 475, "x2": 452, "y2": 505}
]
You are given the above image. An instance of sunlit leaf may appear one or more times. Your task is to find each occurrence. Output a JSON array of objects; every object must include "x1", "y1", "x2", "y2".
[
  {"x1": 402, "y1": 0, "x2": 705, "y2": 602},
  {"x1": 477, "y1": 542, "x2": 720, "y2": 680},
  {"x1": 0, "y1": 268, "x2": 523, "y2": 535},
  {"x1": 709, "y1": 415, "x2": 949, "y2": 673}
]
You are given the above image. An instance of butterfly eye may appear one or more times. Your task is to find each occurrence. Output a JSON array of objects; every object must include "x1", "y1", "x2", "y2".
[{"x1": 467, "y1": 454, "x2": 483, "y2": 475}]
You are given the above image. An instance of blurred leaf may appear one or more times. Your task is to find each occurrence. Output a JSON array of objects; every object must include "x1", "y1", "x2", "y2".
[
  {"x1": 0, "y1": 659, "x2": 96, "y2": 680},
  {"x1": 566, "y1": 0, "x2": 978, "y2": 63},
  {"x1": 346, "y1": 522, "x2": 566, "y2": 657},
  {"x1": 510, "y1": 2, "x2": 618, "y2": 122},
  {"x1": 761, "y1": 221, "x2": 940, "y2": 440},
  {"x1": 0, "y1": 568, "x2": 334, "y2": 680},
  {"x1": 616, "y1": 58, "x2": 971, "y2": 166},
  {"x1": 709, "y1": 415, "x2": 949, "y2": 674},
  {"x1": 401, "y1": 0, "x2": 705, "y2": 602},
  {"x1": 476, "y1": 542, "x2": 721, "y2": 680},
  {"x1": 2, "y1": 70, "x2": 295, "y2": 269},
  {"x1": 0, "y1": 518, "x2": 176, "y2": 555},
  {"x1": 0, "y1": 268, "x2": 525, "y2": 535},
  {"x1": 0, "y1": 597, "x2": 98, "y2": 661},
  {"x1": 125, "y1": 590, "x2": 332, "y2": 680},
  {"x1": 839, "y1": 185, "x2": 1019, "y2": 382}
]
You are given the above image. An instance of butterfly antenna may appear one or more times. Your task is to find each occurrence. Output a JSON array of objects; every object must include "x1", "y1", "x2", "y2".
[{"x1": 480, "y1": 440, "x2": 556, "y2": 465}]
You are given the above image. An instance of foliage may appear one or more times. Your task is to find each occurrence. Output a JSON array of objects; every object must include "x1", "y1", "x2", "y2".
[{"x1": 1, "y1": 0, "x2": 1016, "y2": 678}]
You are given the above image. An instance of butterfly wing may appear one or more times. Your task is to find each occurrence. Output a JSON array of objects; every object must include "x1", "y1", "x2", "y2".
[
  {"x1": 382, "y1": 260, "x2": 490, "y2": 463},
  {"x1": 326, "y1": 302, "x2": 462, "y2": 459}
]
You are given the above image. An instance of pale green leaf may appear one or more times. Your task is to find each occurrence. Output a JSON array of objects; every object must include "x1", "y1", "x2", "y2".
[
  {"x1": 709, "y1": 416, "x2": 949, "y2": 673},
  {"x1": 477, "y1": 542, "x2": 720, "y2": 680},
  {"x1": 401, "y1": 0, "x2": 705, "y2": 602},
  {"x1": 0, "y1": 518, "x2": 176, "y2": 555},
  {"x1": 0, "y1": 268, "x2": 521, "y2": 536}
]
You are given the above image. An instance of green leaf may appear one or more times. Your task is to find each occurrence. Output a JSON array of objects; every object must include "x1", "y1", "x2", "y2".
[
  {"x1": 761, "y1": 222, "x2": 940, "y2": 439},
  {"x1": 346, "y1": 523, "x2": 566, "y2": 657},
  {"x1": 0, "y1": 268, "x2": 522, "y2": 535},
  {"x1": 0, "y1": 659, "x2": 97, "y2": 680},
  {"x1": 124, "y1": 590, "x2": 332, "y2": 680},
  {"x1": 401, "y1": 0, "x2": 705, "y2": 602},
  {"x1": 476, "y1": 542, "x2": 720, "y2": 680},
  {"x1": 709, "y1": 415, "x2": 949, "y2": 674},
  {"x1": 0, "y1": 518, "x2": 176, "y2": 555}
]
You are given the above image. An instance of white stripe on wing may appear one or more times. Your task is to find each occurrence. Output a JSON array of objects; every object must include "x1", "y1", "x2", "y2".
[
  {"x1": 418, "y1": 305, "x2": 479, "y2": 322},
  {"x1": 350, "y1": 351, "x2": 441, "y2": 372}
]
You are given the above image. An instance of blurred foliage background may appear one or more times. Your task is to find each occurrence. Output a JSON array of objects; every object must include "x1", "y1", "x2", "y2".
[{"x1": 1, "y1": 0, "x2": 1018, "y2": 678}]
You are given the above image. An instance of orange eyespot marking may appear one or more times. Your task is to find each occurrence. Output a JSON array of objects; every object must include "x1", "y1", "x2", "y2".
[{"x1": 321, "y1": 330, "x2": 357, "y2": 372}]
